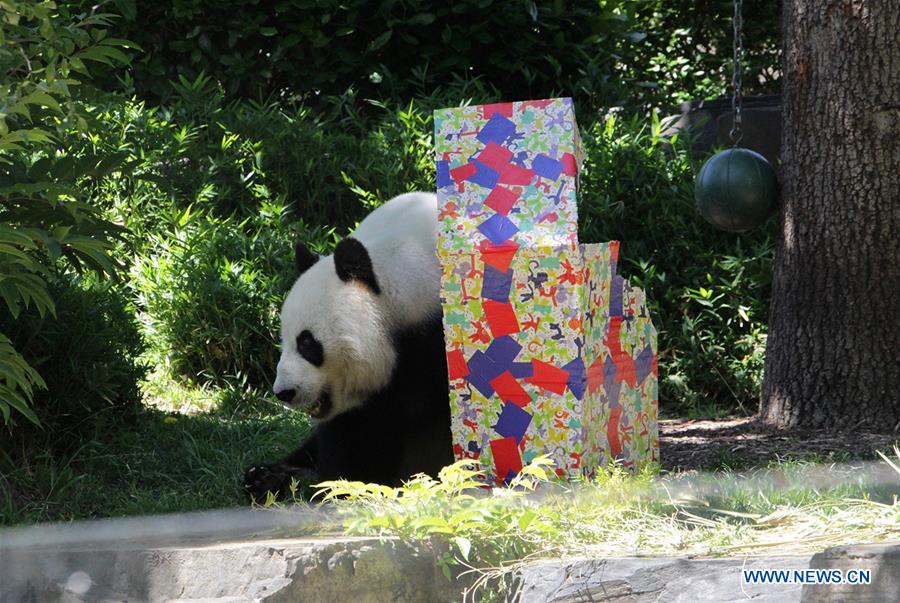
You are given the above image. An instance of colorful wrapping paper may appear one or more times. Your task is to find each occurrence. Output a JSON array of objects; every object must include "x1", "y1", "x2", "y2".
[{"x1": 435, "y1": 98, "x2": 658, "y2": 484}]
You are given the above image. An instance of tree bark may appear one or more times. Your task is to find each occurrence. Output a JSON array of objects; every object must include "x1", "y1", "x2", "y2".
[{"x1": 761, "y1": 1, "x2": 900, "y2": 430}]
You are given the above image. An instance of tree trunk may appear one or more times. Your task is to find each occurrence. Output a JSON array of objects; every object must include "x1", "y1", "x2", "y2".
[{"x1": 760, "y1": 1, "x2": 900, "y2": 430}]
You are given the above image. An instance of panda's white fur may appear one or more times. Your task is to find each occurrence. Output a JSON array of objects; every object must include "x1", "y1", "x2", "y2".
[{"x1": 273, "y1": 192, "x2": 441, "y2": 422}]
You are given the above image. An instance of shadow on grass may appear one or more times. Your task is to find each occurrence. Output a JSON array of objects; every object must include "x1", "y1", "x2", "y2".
[{"x1": 1, "y1": 404, "x2": 311, "y2": 527}]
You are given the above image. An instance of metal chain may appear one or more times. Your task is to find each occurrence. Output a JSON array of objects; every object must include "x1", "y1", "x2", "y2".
[{"x1": 730, "y1": 0, "x2": 744, "y2": 145}]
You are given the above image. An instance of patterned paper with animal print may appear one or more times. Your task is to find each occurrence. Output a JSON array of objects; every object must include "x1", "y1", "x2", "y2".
[{"x1": 435, "y1": 98, "x2": 658, "y2": 484}]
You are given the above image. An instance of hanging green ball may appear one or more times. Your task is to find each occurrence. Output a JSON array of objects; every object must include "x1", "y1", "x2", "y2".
[{"x1": 694, "y1": 147, "x2": 778, "y2": 232}]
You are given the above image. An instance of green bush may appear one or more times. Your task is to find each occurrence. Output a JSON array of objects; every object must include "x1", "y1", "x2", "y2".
[
  {"x1": 114, "y1": 91, "x2": 771, "y2": 415},
  {"x1": 76, "y1": 84, "x2": 451, "y2": 238},
  {"x1": 69, "y1": 0, "x2": 781, "y2": 111},
  {"x1": 629, "y1": 0, "x2": 782, "y2": 106},
  {"x1": 69, "y1": 93, "x2": 442, "y2": 393},
  {"x1": 78, "y1": 90, "x2": 467, "y2": 394},
  {"x1": 0, "y1": 0, "x2": 134, "y2": 425},
  {"x1": 73, "y1": 95, "x2": 272, "y2": 234},
  {"x1": 77, "y1": 0, "x2": 645, "y2": 109},
  {"x1": 131, "y1": 202, "x2": 320, "y2": 389},
  {"x1": 75, "y1": 79, "x2": 773, "y2": 416},
  {"x1": 579, "y1": 112, "x2": 773, "y2": 414},
  {"x1": 0, "y1": 276, "x2": 146, "y2": 443}
]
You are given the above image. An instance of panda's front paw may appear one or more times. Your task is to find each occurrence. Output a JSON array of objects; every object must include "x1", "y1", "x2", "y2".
[{"x1": 243, "y1": 463, "x2": 316, "y2": 502}]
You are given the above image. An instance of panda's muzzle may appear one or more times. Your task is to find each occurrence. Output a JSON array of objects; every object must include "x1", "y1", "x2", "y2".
[
  {"x1": 273, "y1": 387, "x2": 331, "y2": 419},
  {"x1": 301, "y1": 389, "x2": 332, "y2": 420}
]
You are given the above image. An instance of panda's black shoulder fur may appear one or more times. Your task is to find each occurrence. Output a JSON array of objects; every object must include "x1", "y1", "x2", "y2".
[{"x1": 269, "y1": 312, "x2": 453, "y2": 489}]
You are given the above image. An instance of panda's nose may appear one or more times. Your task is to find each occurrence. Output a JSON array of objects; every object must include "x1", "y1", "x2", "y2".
[{"x1": 274, "y1": 388, "x2": 296, "y2": 402}]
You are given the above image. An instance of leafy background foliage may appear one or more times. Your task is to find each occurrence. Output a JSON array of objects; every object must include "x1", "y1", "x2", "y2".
[
  {"x1": 131, "y1": 203, "x2": 297, "y2": 389},
  {"x1": 0, "y1": 1, "x2": 133, "y2": 425},
  {"x1": 578, "y1": 113, "x2": 773, "y2": 412},
  {"x1": 0, "y1": 275, "x2": 146, "y2": 445},
  {"x1": 78, "y1": 0, "x2": 780, "y2": 109},
  {"x1": 3, "y1": 0, "x2": 784, "y2": 525}
]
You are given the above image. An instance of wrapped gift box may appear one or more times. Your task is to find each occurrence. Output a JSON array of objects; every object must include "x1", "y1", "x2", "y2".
[{"x1": 435, "y1": 98, "x2": 658, "y2": 484}]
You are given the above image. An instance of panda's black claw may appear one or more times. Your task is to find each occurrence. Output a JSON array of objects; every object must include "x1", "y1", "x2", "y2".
[{"x1": 243, "y1": 463, "x2": 316, "y2": 502}]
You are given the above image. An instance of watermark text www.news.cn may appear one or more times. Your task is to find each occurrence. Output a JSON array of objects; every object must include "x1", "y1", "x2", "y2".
[{"x1": 743, "y1": 568, "x2": 871, "y2": 585}]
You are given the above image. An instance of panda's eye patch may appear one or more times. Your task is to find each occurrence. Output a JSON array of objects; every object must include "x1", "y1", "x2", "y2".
[{"x1": 296, "y1": 330, "x2": 324, "y2": 367}]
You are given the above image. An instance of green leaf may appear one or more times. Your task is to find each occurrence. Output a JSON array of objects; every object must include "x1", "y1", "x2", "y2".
[
  {"x1": 517, "y1": 509, "x2": 537, "y2": 531},
  {"x1": 69, "y1": 56, "x2": 89, "y2": 75},
  {"x1": 0, "y1": 333, "x2": 44, "y2": 426},
  {"x1": 51, "y1": 226, "x2": 73, "y2": 242},
  {"x1": 0, "y1": 227, "x2": 36, "y2": 248},
  {"x1": 46, "y1": 239, "x2": 61, "y2": 262},
  {"x1": 20, "y1": 90, "x2": 63, "y2": 113},
  {"x1": 100, "y1": 37, "x2": 143, "y2": 51},
  {"x1": 0, "y1": 385, "x2": 41, "y2": 426},
  {"x1": 76, "y1": 45, "x2": 130, "y2": 66},
  {"x1": 0, "y1": 128, "x2": 56, "y2": 146},
  {"x1": 365, "y1": 515, "x2": 393, "y2": 529},
  {"x1": 451, "y1": 536, "x2": 471, "y2": 561},
  {"x1": 0, "y1": 283, "x2": 22, "y2": 319},
  {"x1": 0, "y1": 243, "x2": 32, "y2": 262},
  {"x1": 406, "y1": 13, "x2": 435, "y2": 26},
  {"x1": 367, "y1": 30, "x2": 392, "y2": 52},
  {"x1": 9, "y1": 102, "x2": 31, "y2": 121}
]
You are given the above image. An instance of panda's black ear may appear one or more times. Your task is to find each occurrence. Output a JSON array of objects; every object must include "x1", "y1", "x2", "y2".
[
  {"x1": 295, "y1": 241, "x2": 319, "y2": 275},
  {"x1": 334, "y1": 237, "x2": 381, "y2": 294}
]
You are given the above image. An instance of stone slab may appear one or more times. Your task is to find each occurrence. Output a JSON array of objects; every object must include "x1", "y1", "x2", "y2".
[
  {"x1": 802, "y1": 542, "x2": 900, "y2": 602},
  {"x1": 3, "y1": 510, "x2": 896, "y2": 602},
  {"x1": 0, "y1": 509, "x2": 462, "y2": 603},
  {"x1": 516, "y1": 555, "x2": 810, "y2": 602},
  {"x1": 0, "y1": 536, "x2": 460, "y2": 603}
]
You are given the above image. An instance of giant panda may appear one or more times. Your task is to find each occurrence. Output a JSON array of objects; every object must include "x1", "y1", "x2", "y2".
[{"x1": 244, "y1": 192, "x2": 453, "y2": 500}]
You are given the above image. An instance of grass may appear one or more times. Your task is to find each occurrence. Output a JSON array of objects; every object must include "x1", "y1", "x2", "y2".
[
  {"x1": 3, "y1": 380, "x2": 898, "y2": 601},
  {"x1": 4, "y1": 379, "x2": 898, "y2": 547},
  {"x1": 0, "y1": 379, "x2": 311, "y2": 526},
  {"x1": 3, "y1": 368, "x2": 898, "y2": 601}
]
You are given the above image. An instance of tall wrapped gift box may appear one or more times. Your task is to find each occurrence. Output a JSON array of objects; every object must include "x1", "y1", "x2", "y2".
[{"x1": 434, "y1": 98, "x2": 658, "y2": 484}]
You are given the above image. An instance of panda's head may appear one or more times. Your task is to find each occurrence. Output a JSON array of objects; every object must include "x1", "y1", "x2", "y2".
[{"x1": 272, "y1": 237, "x2": 395, "y2": 423}]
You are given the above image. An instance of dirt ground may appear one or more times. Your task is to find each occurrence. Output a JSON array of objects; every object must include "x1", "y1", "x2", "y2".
[{"x1": 660, "y1": 416, "x2": 900, "y2": 472}]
